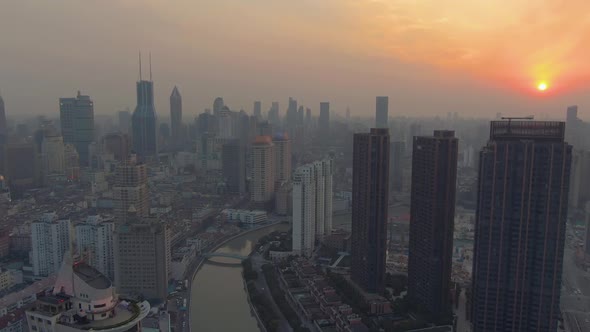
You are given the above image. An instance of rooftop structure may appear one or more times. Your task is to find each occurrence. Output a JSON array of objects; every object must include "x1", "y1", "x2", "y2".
[{"x1": 26, "y1": 255, "x2": 150, "y2": 332}]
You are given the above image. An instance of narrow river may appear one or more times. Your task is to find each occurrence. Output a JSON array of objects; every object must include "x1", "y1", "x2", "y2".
[{"x1": 190, "y1": 224, "x2": 289, "y2": 332}]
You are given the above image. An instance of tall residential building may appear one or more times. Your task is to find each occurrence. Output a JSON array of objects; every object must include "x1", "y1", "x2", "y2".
[
  {"x1": 322, "y1": 159, "x2": 333, "y2": 235},
  {"x1": 319, "y1": 102, "x2": 330, "y2": 139},
  {"x1": 375, "y1": 96, "x2": 389, "y2": 128},
  {"x1": 253, "y1": 101, "x2": 262, "y2": 119},
  {"x1": 31, "y1": 213, "x2": 71, "y2": 277},
  {"x1": 408, "y1": 130, "x2": 458, "y2": 320},
  {"x1": 75, "y1": 215, "x2": 115, "y2": 281},
  {"x1": 251, "y1": 136, "x2": 275, "y2": 204},
  {"x1": 132, "y1": 61, "x2": 157, "y2": 159},
  {"x1": 351, "y1": 128, "x2": 389, "y2": 294},
  {"x1": 170, "y1": 86, "x2": 183, "y2": 149},
  {"x1": 312, "y1": 159, "x2": 334, "y2": 239},
  {"x1": 112, "y1": 162, "x2": 149, "y2": 222},
  {"x1": 114, "y1": 220, "x2": 170, "y2": 302},
  {"x1": 273, "y1": 133, "x2": 292, "y2": 183},
  {"x1": 222, "y1": 139, "x2": 246, "y2": 194},
  {"x1": 59, "y1": 91, "x2": 94, "y2": 166},
  {"x1": 292, "y1": 164, "x2": 316, "y2": 257},
  {"x1": 471, "y1": 121, "x2": 571, "y2": 332},
  {"x1": 118, "y1": 109, "x2": 131, "y2": 134},
  {"x1": 41, "y1": 135, "x2": 65, "y2": 177}
]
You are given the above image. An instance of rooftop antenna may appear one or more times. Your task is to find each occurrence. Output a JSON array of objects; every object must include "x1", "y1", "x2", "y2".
[
  {"x1": 149, "y1": 52, "x2": 152, "y2": 81},
  {"x1": 139, "y1": 51, "x2": 143, "y2": 81},
  {"x1": 501, "y1": 115, "x2": 534, "y2": 125}
]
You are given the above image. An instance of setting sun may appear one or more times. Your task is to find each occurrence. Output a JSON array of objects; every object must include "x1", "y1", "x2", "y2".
[{"x1": 537, "y1": 82, "x2": 548, "y2": 91}]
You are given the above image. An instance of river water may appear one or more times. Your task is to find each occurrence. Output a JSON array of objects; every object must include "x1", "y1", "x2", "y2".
[
  {"x1": 189, "y1": 208, "x2": 406, "y2": 332},
  {"x1": 190, "y1": 224, "x2": 289, "y2": 332}
]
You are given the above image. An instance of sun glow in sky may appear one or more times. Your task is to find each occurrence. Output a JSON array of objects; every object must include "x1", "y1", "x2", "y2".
[
  {"x1": 538, "y1": 82, "x2": 548, "y2": 91},
  {"x1": 1, "y1": 0, "x2": 590, "y2": 117}
]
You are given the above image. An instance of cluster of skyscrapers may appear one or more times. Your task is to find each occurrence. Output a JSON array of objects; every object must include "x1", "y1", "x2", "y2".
[{"x1": 347, "y1": 115, "x2": 571, "y2": 331}]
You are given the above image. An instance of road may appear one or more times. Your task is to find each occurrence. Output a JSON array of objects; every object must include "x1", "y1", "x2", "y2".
[
  {"x1": 561, "y1": 223, "x2": 590, "y2": 332},
  {"x1": 250, "y1": 251, "x2": 293, "y2": 332}
]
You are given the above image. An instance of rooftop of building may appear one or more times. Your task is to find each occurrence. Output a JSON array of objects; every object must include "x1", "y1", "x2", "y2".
[
  {"x1": 489, "y1": 120, "x2": 565, "y2": 141},
  {"x1": 73, "y1": 263, "x2": 112, "y2": 290},
  {"x1": 0, "y1": 275, "x2": 56, "y2": 309}
]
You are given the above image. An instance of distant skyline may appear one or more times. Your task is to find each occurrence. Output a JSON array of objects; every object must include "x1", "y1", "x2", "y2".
[{"x1": 2, "y1": 1, "x2": 590, "y2": 119}]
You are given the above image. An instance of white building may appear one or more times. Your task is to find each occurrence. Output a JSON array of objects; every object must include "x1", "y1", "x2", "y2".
[
  {"x1": 292, "y1": 164, "x2": 316, "y2": 257},
  {"x1": 31, "y1": 213, "x2": 72, "y2": 277},
  {"x1": 292, "y1": 159, "x2": 333, "y2": 257},
  {"x1": 26, "y1": 256, "x2": 150, "y2": 332},
  {"x1": 222, "y1": 209, "x2": 267, "y2": 224},
  {"x1": 0, "y1": 269, "x2": 23, "y2": 292},
  {"x1": 218, "y1": 110, "x2": 235, "y2": 139},
  {"x1": 74, "y1": 215, "x2": 115, "y2": 281}
]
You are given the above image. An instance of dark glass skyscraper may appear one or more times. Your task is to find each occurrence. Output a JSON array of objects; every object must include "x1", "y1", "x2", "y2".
[
  {"x1": 59, "y1": 91, "x2": 94, "y2": 166},
  {"x1": 408, "y1": 130, "x2": 458, "y2": 321},
  {"x1": 132, "y1": 77, "x2": 157, "y2": 159},
  {"x1": 375, "y1": 96, "x2": 389, "y2": 128},
  {"x1": 472, "y1": 120, "x2": 571, "y2": 332},
  {"x1": 222, "y1": 139, "x2": 246, "y2": 194},
  {"x1": 351, "y1": 128, "x2": 389, "y2": 294},
  {"x1": 170, "y1": 86, "x2": 182, "y2": 149}
]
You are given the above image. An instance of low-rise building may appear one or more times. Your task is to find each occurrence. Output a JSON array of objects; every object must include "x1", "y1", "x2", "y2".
[
  {"x1": 26, "y1": 256, "x2": 150, "y2": 332},
  {"x1": 221, "y1": 209, "x2": 267, "y2": 224}
]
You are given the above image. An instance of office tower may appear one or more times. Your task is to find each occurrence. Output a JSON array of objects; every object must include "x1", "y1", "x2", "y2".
[
  {"x1": 3, "y1": 142, "x2": 39, "y2": 191},
  {"x1": 158, "y1": 122, "x2": 170, "y2": 149},
  {"x1": 292, "y1": 164, "x2": 316, "y2": 257},
  {"x1": 64, "y1": 143, "x2": 80, "y2": 181},
  {"x1": 253, "y1": 101, "x2": 262, "y2": 119},
  {"x1": 351, "y1": 128, "x2": 389, "y2": 294},
  {"x1": 346, "y1": 107, "x2": 351, "y2": 122},
  {"x1": 132, "y1": 56, "x2": 157, "y2": 159},
  {"x1": 408, "y1": 130, "x2": 458, "y2": 320},
  {"x1": 218, "y1": 108, "x2": 235, "y2": 139},
  {"x1": 59, "y1": 91, "x2": 94, "y2": 166},
  {"x1": 118, "y1": 109, "x2": 131, "y2": 134},
  {"x1": 222, "y1": 139, "x2": 246, "y2": 194},
  {"x1": 170, "y1": 86, "x2": 183, "y2": 149},
  {"x1": 389, "y1": 141, "x2": 405, "y2": 192},
  {"x1": 268, "y1": 102, "x2": 280, "y2": 124},
  {"x1": 585, "y1": 202, "x2": 590, "y2": 257},
  {"x1": 196, "y1": 112, "x2": 218, "y2": 136},
  {"x1": 75, "y1": 215, "x2": 115, "y2": 281},
  {"x1": 0, "y1": 93, "x2": 6, "y2": 137},
  {"x1": 251, "y1": 136, "x2": 275, "y2": 204},
  {"x1": 375, "y1": 96, "x2": 389, "y2": 128},
  {"x1": 305, "y1": 108, "x2": 312, "y2": 128},
  {"x1": 114, "y1": 220, "x2": 170, "y2": 302},
  {"x1": 112, "y1": 162, "x2": 149, "y2": 222},
  {"x1": 471, "y1": 120, "x2": 571, "y2": 332},
  {"x1": 31, "y1": 213, "x2": 71, "y2": 277},
  {"x1": 41, "y1": 134, "x2": 65, "y2": 178},
  {"x1": 273, "y1": 133, "x2": 292, "y2": 183},
  {"x1": 197, "y1": 133, "x2": 223, "y2": 170},
  {"x1": 319, "y1": 102, "x2": 330, "y2": 134},
  {"x1": 287, "y1": 97, "x2": 298, "y2": 124},
  {"x1": 213, "y1": 97, "x2": 224, "y2": 116},
  {"x1": 101, "y1": 133, "x2": 130, "y2": 162}
]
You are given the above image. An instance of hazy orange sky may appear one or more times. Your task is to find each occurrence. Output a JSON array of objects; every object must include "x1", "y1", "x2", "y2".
[{"x1": 1, "y1": 0, "x2": 590, "y2": 119}]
